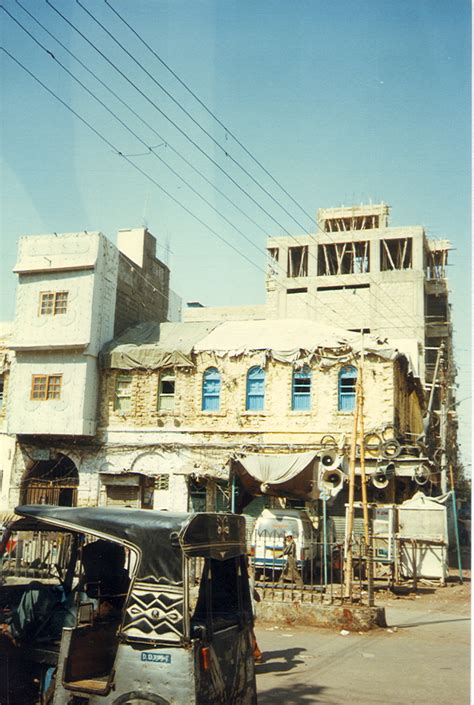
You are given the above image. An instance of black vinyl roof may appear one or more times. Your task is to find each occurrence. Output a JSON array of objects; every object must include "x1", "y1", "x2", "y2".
[{"x1": 13, "y1": 505, "x2": 246, "y2": 582}]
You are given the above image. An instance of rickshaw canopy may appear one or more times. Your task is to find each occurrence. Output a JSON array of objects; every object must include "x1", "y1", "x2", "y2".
[{"x1": 12, "y1": 505, "x2": 247, "y2": 583}]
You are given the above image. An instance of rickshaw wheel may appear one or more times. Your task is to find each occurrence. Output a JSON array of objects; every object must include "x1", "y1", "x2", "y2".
[{"x1": 112, "y1": 693, "x2": 170, "y2": 705}]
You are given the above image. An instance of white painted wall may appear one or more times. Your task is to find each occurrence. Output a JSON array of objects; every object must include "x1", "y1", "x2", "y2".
[
  {"x1": 8, "y1": 232, "x2": 120, "y2": 437},
  {"x1": 12, "y1": 270, "x2": 96, "y2": 349},
  {"x1": 12, "y1": 233, "x2": 118, "y2": 353},
  {"x1": 7, "y1": 353, "x2": 97, "y2": 436},
  {"x1": 0, "y1": 433, "x2": 16, "y2": 510}
]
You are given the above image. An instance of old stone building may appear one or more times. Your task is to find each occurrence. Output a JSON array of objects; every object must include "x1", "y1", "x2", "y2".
[
  {"x1": 185, "y1": 203, "x2": 456, "y2": 494},
  {"x1": 1, "y1": 316, "x2": 427, "y2": 516},
  {"x1": 0, "y1": 227, "x2": 179, "y2": 509},
  {"x1": 0, "y1": 202, "x2": 456, "y2": 522}
]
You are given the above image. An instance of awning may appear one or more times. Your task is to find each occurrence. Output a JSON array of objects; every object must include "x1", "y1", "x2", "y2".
[
  {"x1": 100, "y1": 320, "x2": 219, "y2": 370},
  {"x1": 234, "y1": 451, "x2": 319, "y2": 501},
  {"x1": 238, "y1": 451, "x2": 318, "y2": 484}
]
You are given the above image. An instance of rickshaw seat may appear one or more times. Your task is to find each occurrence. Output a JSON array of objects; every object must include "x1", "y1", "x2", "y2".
[{"x1": 62, "y1": 620, "x2": 118, "y2": 693}]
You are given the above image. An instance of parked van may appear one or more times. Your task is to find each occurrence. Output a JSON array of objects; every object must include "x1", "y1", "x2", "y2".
[{"x1": 250, "y1": 508, "x2": 317, "y2": 580}]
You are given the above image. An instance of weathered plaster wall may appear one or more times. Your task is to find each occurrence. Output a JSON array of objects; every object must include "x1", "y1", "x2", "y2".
[
  {"x1": 99, "y1": 353, "x2": 399, "y2": 443},
  {"x1": 114, "y1": 229, "x2": 170, "y2": 336},
  {"x1": 8, "y1": 353, "x2": 97, "y2": 436}
]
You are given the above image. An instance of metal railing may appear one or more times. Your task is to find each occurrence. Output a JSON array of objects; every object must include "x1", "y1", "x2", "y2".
[
  {"x1": 250, "y1": 530, "x2": 370, "y2": 605},
  {"x1": 1, "y1": 531, "x2": 72, "y2": 580}
]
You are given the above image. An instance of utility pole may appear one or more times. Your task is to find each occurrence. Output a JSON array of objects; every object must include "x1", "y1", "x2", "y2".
[
  {"x1": 344, "y1": 367, "x2": 359, "y2": 598},
  {"x1": 439, "y1": 346, "x2": 448, "y2": 494},
  {"x1": 344, "y1": 342, "x2": 371, "y2": 600}
]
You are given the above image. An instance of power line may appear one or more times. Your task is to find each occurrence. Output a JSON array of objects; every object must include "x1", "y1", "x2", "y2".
[
  {"x1": 5, "y1": 7, "x2": 351, "y2": 327},
  {"x1": 2, "y1": 4, "x2": 267, "y2": 264},
  {"x1": 0, "y1": 48, "x2": 264, "y2": 274},
  {"x1": 10, "y1": 0, "x2": 426, "y2": 330},
  {"x1": 103, "y1": 0, "x2": 315, "y2": 228},
  {"x1": 46, "y1": 0, "x2": 300, "y2": 240},
  {"x1": 14, "y1": 0, "x2": 273, "y2": 243},
  {"x1": 76, "y1": 0, "x2": 311, "y2": 235},
  {"x1": 91, "y1": 0, "x2": 426, "y2": 334},
  {"x1": 44, "y1": 0, "x2": 425, "y2": 334},
  {"x1": 2, "y1": 45, "x2": 349, "y2": 331}
]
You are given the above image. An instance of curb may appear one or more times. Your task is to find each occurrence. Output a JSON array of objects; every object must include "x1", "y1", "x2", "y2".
[{"x1": 256, "y1": 599, "x2": 386, "y2": 631}]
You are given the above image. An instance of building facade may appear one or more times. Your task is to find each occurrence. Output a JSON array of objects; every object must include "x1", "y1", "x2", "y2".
[
  {"x1": 0, "y1": 203, "x2": 456, "y2": 519},
  {"x1": 0, "y1": 227, "x2": 178, "y2": 509},
  {"x1": 185, "y1": 203, "x2": 456, "y2": 493}
]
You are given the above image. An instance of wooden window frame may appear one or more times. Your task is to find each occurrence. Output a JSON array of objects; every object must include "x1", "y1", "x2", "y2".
[
  {"x1": 30, "y1": 374, "x2": 63, "y2": 401},
  {"x1": 202, "y1": 367, "x2": 221, "y2": 412},
  {"x1": 292, "y1": 366, "x2": 312, "y2": 411},
  {"x1": 338, "y1": 366, "x2": 357, "y2": 412},
  {"x1": 114, "y1": 374, "x2": 133, "y2": 412},
  {"x1": 39, "y1": 290, "x2": 69, "y2": 316},
  {"x1": 158, "y1": 372, "x2": 176, "y2": 411},
  {"x1": 246, "y1": 366, "x2": 265, "y2": 411}
]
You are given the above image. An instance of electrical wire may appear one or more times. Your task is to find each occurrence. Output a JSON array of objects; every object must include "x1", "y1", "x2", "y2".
[
  {"x1": 77, "y1": 0, "x2": 312, "y2": 234},
  {"x1": 3, "y1": 7, "x2": 351, "y2": 327},
  {"x1": 103, "y1": 0, "x2": 315, "y2": 227},
  {"x1": 46, "y1": 0, "x2": 302, "y2": 241},
  {"x1": 88, "y1": 0, "x2": 428, "y2": 334},
  {"x1": 2, "y1": 43, "x2": 351, "y2": 332},
  {"x1": 10, "y1": 0, "x2": 436, "y2": 330},
  {"x1": 44, "y1": 0, "x2": 427, "y2": 334},
  {"x1": 0, "y1": 48, "x2": 264, "y2": 275},
  {"x1": 14, "y1": 0, "x2": 275, "y2": 243}
]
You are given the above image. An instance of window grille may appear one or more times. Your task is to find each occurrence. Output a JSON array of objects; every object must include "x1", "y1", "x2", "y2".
[
  {"x1": 155, "y1": 474, "x2": 170, "y2": 491},
  {"x1": 292, "y1": 366, "x2": 312, "y2": 411},
  {"x1": 39, "y1": 291, "x2": 69, "y2": 315},
  {"x1": 338, "y1": 366, "x2": 357, "y2": 411},
  {"x1": 114, "y1": 374, "x2": 132, "y2": 412},
  {"x1": 202, "y1": 367, "x2": 221, "y2": 411},
  {"x1": 158, "y1": 372, "x2": 175, "y2": 411},
  {"x1": 31, "y1": 374, "x2": 62, "y2": 400},
  {"x1": 246, "y1": 367, "x2": 265, "y2": 411},
  {"x1": 54, "y1": 291, "x2": 69, "y2": 314},
  {"x1": 39, "y1": 292, "x2": 54, "y2": 315}
]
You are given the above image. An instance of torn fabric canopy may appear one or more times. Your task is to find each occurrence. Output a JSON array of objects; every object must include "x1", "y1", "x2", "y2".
[{"x1": 100, "y1": 321, "x2": 219, "y2": 370}]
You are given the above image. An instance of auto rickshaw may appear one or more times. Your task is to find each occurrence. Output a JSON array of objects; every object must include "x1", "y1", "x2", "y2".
[{"x1": 0, "y1": 505, "x2": 257, "y2": 705}]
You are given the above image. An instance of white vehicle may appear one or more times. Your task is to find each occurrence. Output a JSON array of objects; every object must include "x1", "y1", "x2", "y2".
[{"x1": 250, "y1": 508, "x2": 318, "y2": 580}]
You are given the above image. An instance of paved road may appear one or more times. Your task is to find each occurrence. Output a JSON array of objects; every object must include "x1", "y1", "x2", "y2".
[{"x1": 255, "y1": 598, "x2": 470, "y2": 705}]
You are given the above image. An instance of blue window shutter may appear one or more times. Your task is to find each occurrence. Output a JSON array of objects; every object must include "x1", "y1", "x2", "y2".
[
  {"x1": 292, "y1": 366, "x2": 312, "y2": 411},
  {"x1": 246, "y1": 367, "x2": 265, "y2": 411},
  {"x1": 202, "y1": 367, "x2": 221, "y2": 411},
  {"x1": 338, "y1": 365, "x2": 357, "y2": 411}
]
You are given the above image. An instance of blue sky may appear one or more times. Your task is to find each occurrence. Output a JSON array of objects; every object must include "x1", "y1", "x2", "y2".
[{"x1": 0, "y1": 0, "x2": 471, "y2": 466}]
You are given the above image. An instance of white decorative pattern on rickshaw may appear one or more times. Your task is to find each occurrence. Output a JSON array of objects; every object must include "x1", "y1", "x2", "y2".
[{"x1": 121, "y1": 577, "x2": 184, "y2": 641}]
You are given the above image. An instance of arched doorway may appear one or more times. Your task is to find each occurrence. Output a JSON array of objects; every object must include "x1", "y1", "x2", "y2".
[{"x1": 21, "y1": 453, "x2": 79, "y2": 506}]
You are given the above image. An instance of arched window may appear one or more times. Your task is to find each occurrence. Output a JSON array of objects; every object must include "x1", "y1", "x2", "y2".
[
  {"x1": 338, "y1": 365, "x2": 357, "y2": 411},
  {"x1": 292, "y1": 366, "x2": 312, "y2": 411},
  {"x1": 202, "y1": 367, "x2": 221, "y2": 411},
  {"x1": 246, "y1": 367, "x2": 265, "y2": 411}
]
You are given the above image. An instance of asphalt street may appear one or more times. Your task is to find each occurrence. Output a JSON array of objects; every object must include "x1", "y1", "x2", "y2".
[{"x1": 255, "y1": 592, "x2": 470, "y2": 705}]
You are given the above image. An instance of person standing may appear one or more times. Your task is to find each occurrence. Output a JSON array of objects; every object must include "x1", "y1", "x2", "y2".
[{"x1": 280, "y1": 532, "x2": 303, "y2": 587}]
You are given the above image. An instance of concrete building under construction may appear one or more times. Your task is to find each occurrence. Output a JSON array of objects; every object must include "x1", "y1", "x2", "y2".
[{"x1": 185, "y1": 203, "x2": 456, "y2": 495}]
